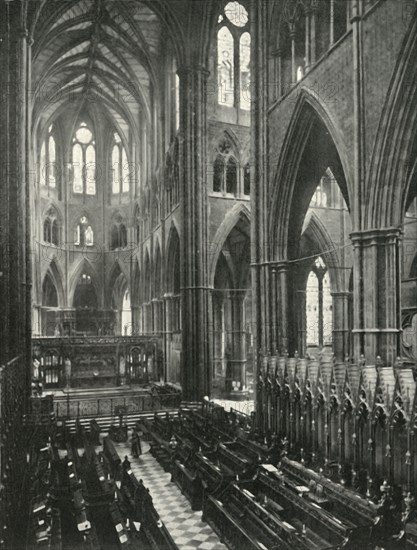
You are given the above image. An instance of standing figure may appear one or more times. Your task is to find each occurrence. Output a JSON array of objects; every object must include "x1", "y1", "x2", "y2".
[
  {"x1": 64, "y1": 357, "x2": 72, "y2": 388},
  {"x1": 122, "y1": 455, "x2": 131, "y2": 471},
  {"x1": 119, "y1": 355, "x2": 126, "y2": 386},
  {"x1": 32, "y1": 357, "x2": 40, "y2": 380},
  {"x1": 131, "y1": 431, "x2": 142, "y2": 458}
]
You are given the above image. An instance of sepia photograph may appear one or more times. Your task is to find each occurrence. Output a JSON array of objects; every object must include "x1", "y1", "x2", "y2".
[{"x1": 0, "y1": 0, "x2": 417, "y2": 547}]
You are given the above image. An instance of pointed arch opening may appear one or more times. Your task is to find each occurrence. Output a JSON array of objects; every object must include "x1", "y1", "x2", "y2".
[
  {"x1": 41, "y1": 273, "x2": 58, "y2": 336},
  {"x1": 108, "y1": 262, "x2": 130, "y2": 335},
  {"x1": 73, "y1": 270, "x2": 99, "y2": 335},
  {"x1": 271, "y1": 96, "x2": 352, "y2": 358},
  {"x1": 212, "y1": 213, "x2": 252, "y2": 399}
]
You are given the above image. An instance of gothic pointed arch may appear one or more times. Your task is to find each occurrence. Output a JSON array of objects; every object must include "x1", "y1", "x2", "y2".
[
  {"x1": 269, "y1": 87, "x2": 351, "y2": 261},
  {"x1": 153, "y1": 238, "x2": 162, "y2": 299},
  {"x1": 42, "y1": 273, "x2": 58, "y2": 308},
  {"x1": 209, "y1": 203, "x2": 251, "y2": 287},
  {"x1": 107, "y1": 260, "x2": 130, "y2": 306},
  {"x1": 131, "y1": 259, "x2": 141, "y2": 305},
  {"x1": 68, "y1": 259, "x2": 99, "y2": 306},
  {"x1": 143, "y1": 248, "x2": 152, "y2": 303},
  {"x1": 366, "y1": 16, "x2": 417, "y2": 228},
  {"x1": 108, "y1": 261, "x2": 129, "y2": 312},
  {"x1": 166, "y1": 223, "x2": 181, "y2": 294},
  {"x1": 302, "y1": 211, "x2": 344, "y2": 293},
  {"x1": 42, "y1": 259, "x2": 65, "y2": 307}
]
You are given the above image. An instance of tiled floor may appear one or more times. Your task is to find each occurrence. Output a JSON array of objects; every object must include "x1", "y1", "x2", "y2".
[{"x1": 114, "y1": 439, "x2": 227, "y2": 550}]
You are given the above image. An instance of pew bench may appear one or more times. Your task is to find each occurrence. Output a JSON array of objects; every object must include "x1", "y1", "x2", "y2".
[
  {"x1": 103, "y1": 437, "x2": 121, "y2": 479},
  {"x1": 204, "y1": 495, "x2": 282, "y2": 550},
  {"x1": 171, "y1": 459, "x2": 203, "y2": 510}
]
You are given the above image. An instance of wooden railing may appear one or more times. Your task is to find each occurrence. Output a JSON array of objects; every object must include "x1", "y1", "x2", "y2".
[{"x1": 54, "y1": 389, "x2": 182, "y2": 420}]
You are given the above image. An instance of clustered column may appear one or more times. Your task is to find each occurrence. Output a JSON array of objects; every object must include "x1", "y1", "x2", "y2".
[
  {"x1": 177, "y1": 65, "x2": 211, "y2": 400},
  {"x1": 250, "y1": 0, "x2": 270, "y2": 396},
  {"x1": 351, "y1": 228, "x2": 402, "y2": 366}
]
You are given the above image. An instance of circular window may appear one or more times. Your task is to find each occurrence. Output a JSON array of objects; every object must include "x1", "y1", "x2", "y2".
[{"x1": 224, "y1": 1, "x2": 248, "y2": 27}]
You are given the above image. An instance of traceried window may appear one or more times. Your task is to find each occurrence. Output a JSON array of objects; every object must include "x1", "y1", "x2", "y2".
[
  {"x1": 212, "y1": 135, "x2": 240, "y2": 195},
  {"x1": 306, "y1": 270, "x2": 319, "y2": 346},
  {"x1": 112, "y1": 132, "x2": 130, "y2": 194},
  {"x1": 306, "y1": 256, "x2": 333, "y2": 348},
  {"x1": 72, "y1": 122, "x2": 96, "y2": 195},
  {"x1": 239, "y1": 32, "x2": 251, "y2": 109},
  {"x1": 217, "y1": 2, "x2": 251, "y2": 110},
  {"x1": 74, "y1": 216, "x2": 94, "y2": 247},
  {"x1": 40, "y1": 125, "x2": 57, "y2": 189},
  {"x1": 43, "y1": 206, "x2": 59, "y2": 245}
]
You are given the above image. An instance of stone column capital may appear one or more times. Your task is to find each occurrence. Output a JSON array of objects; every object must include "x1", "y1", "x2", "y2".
[
  {"x1": 271, "y1": 260, "x2": 290, "y2": 272},
  {"x1": 350, "y1": 227, "x2": 402, "y2": 245},
  {"x1": 176, "y1": 65, "x2": 210, "y2": 80}
]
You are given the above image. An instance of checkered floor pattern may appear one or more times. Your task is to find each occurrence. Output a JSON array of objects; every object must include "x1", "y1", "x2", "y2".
[{"x1": 114, "y1": 439, "x2": 227, "y2": 549}]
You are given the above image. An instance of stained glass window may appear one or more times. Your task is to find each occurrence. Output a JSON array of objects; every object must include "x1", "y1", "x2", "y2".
[
  {"x1": 224, "y1": 1, "x2": 248, "y2": 27},
  {"x1": 218, "y1": 26, "x2": 234, "y2": 107},
  {"x1": 74, "y1": 216, "x2": 94, "y2": 247},
  {"x1": 217, "y1": 2, "x2": 250, "y2": 110},
  {"x1": 40, "y1": 125, "x2": 57, "y2": 189},
  {"x1": 112, "y1": 132, "x2": 129, "y2": 194},
  {"x1": 239, "y1": 32, "x2": 251, "y2": 110},
  {"x1": 306, "y1": 271, "x2": 319, "y2": 346},
  {"x1": 43, "y1": 207, "x2": 59, "y2": 245},
  {"x1": 72, "y1": 122, "x2": 96, "y2": 195},
  {"x1": 306, "y1": 256, "x2": 333, "y2": 348}
]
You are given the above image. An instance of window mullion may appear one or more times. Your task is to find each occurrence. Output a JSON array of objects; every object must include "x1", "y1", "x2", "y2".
[
  {"x1": 45, "y1": 138, "x2": 49, "y2": 191},
  {"x1": 82, "y1": 146, "x2": 86, "y2": 195},
  {"x1": 318, "y1": 275, "x2": 324, "y2": 347},
  {"x1": 234, "y1": 31, "x2": 240, "y2": 110},
  {"x1": 119, "y1": 146, "x2": 123, "y2": 194}
]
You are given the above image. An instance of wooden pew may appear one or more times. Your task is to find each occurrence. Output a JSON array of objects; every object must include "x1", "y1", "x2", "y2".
[
  {"x1": 181, "y1": 426, "x2": 212, "y2": 453},
  {"x1": 120, "y1": 468, "x2": 178, "y2": 549},
  {"x1": 236, "y1": 432, "x2": 269, "y2": 461},
  {"x1": 108, "y1": 502, "x2": 132, "y2": 548},
  {"x1": 256, "y1": 467, "x2": 353, "y2": 547},
  {"x1": 280, "y1": 458, "x2": 377, "y2": 534},
  {"x1": 83, "y1": 448, "x2": 114, "y2": 505},
  {"x1": 147, "y1": 429, "x2": 173, "y2": 471},
  {"x1": 29, "y1": 500, "x2": 62, "y2": 550},
  {"x1": 204, "y1": 495, "x2": 284, "y2": 550},
  {"x1": 406, "y1": 521, "x2": 417, "y2": 549},
  {"x1": 228, "y1": 482, "x2": 332, "y2": 550},
  {"x1": 103, "y1": 436, "x2": 121, "y2": 478},
  {"x1": 171, "y1": 459, "x2": 203, "y2": 510},
  {"x1": 215, "y1": 442, "x2": 253, "y2": 476},
  {"x1": 194, "y1": 452, "x2": 235, "y2": 494}
]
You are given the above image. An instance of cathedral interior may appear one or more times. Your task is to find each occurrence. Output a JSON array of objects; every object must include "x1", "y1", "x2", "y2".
[{"x1": 1, "y1": 0, "x2": 417, "y2": 548}]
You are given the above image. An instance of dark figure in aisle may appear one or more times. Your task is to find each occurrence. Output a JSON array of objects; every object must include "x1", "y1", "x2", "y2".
[
  {"x1": 131, "y1": 430, "x2": 142, "y2": 458},
  {"x1": 122, "y1": 455, "x2": 131, "y2": 471}
]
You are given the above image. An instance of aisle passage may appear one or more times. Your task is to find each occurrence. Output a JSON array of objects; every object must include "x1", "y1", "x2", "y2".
[{"x1": 114, "y1": 441, "x2": 227, "y2": 550}]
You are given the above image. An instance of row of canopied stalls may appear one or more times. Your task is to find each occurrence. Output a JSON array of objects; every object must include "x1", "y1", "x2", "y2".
[{"x1": 256, "y1": 352, "x2": 417, "y2": 496}]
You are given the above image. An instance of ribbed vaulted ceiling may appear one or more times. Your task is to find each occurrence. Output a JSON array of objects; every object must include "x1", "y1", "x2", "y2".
[{"x1": 30, "y1": 0, "x2": 164, "y2": 137}]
